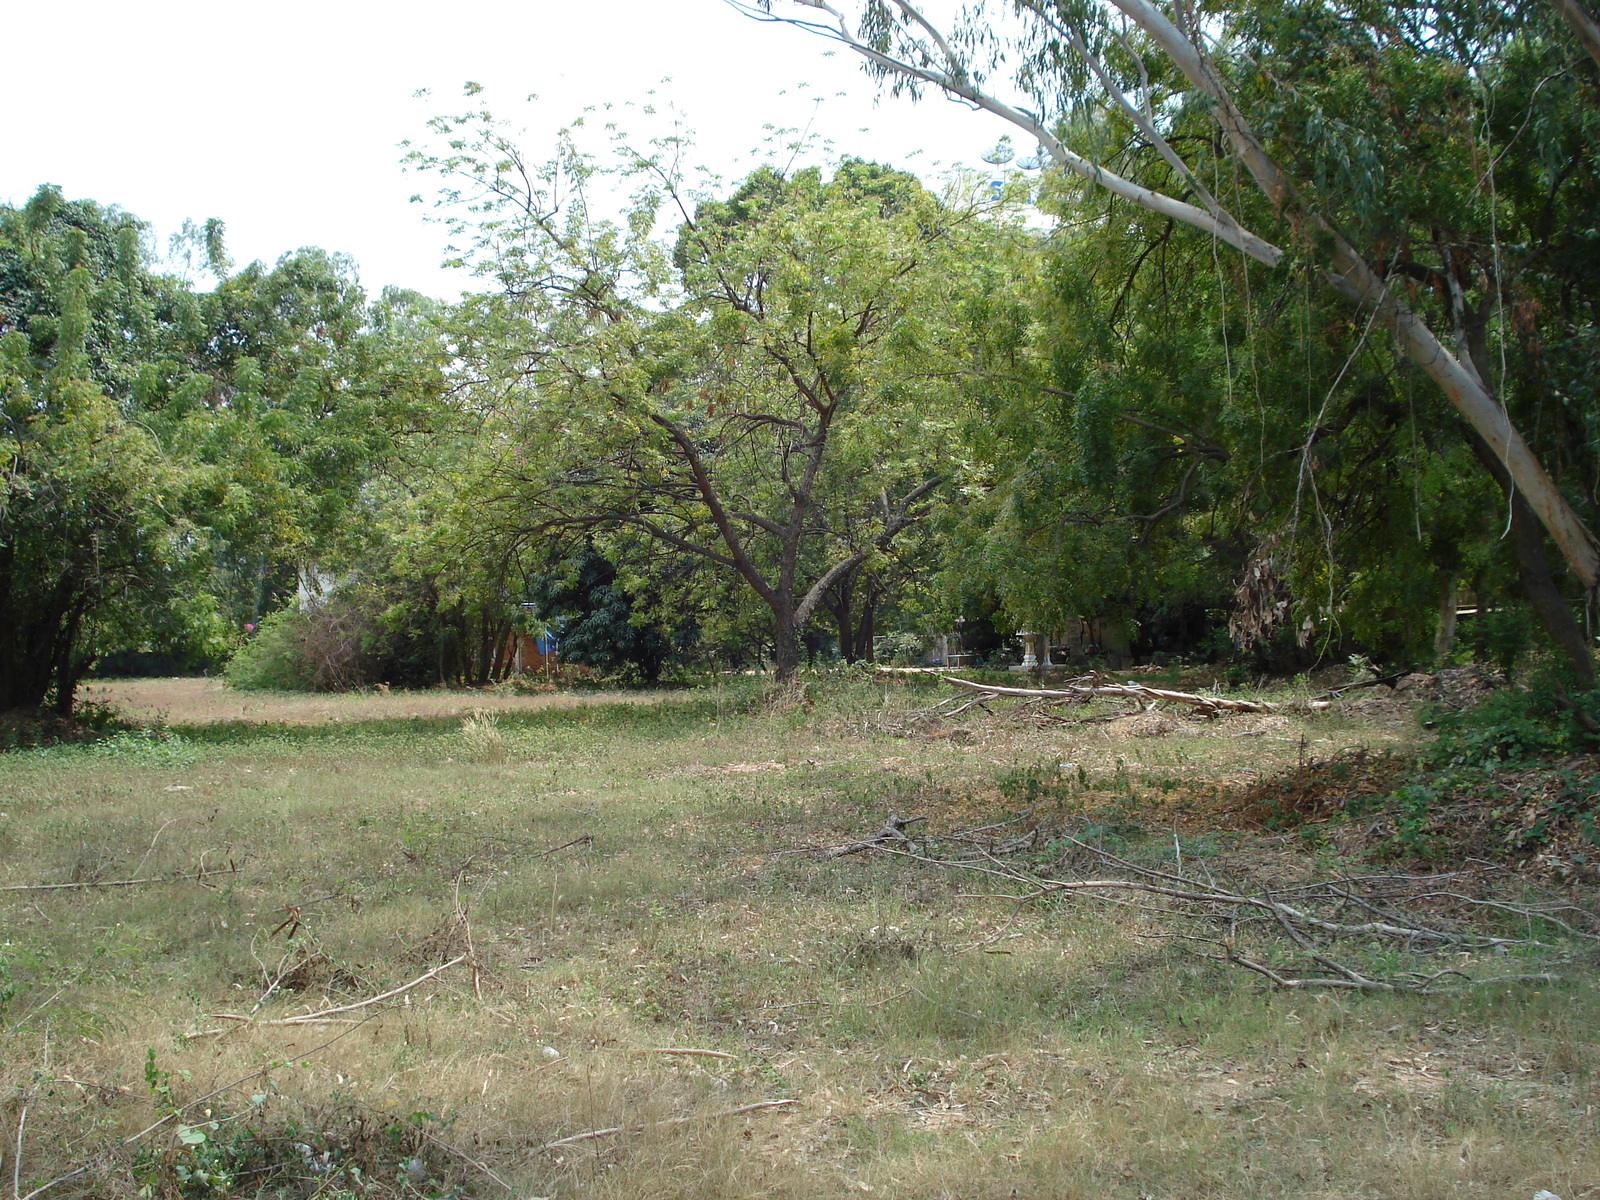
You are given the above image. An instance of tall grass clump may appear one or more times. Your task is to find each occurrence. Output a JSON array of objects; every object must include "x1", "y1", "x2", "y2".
[{"x1": 459, "y1": 709, "x2": 507, "y2": 764}]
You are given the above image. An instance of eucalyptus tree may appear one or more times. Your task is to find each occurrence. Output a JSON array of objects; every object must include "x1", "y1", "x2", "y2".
[
  {"x1": 410, "y1": 116, "x2": 990, "y2": 682},
  {"x1": 948, "y1": 168, "x2": 1513, "y2": 667},
  {"x1": 741, "y1": 0, "x2": 1600, "y2": 680}
]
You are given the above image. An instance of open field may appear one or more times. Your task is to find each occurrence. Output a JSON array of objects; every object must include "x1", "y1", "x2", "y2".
[
  {"x1": 1, "y1": 676, "x2": 1595, "y2": 1199},
  {"x1": 76, "y1": 678, "x2": 668, "y2": 727}
]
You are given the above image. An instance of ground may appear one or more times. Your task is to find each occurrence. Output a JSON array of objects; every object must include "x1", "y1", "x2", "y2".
[{"x1": 0, "y1": 674, "x2": 1595, "y2": 1199}]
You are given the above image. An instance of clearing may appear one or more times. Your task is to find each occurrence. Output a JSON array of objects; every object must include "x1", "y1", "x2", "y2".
[{"x1": 1, "y1": 674, "x2": 1594, "y2": 1199}]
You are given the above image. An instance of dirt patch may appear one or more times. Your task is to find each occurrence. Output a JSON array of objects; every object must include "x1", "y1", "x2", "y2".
[
  {"x1": 1224, "y1": 748, "x2": 1412, "y2": 828},
  {"x1": 1100, "y1": 711, "x2": 1189, "y2": 739}
]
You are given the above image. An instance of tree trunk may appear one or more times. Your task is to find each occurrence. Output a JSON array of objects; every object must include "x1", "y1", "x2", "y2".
[
  {"x1": 1550, "y1": 0, "x2": 1600, "y2": 69},
  {"x1": 1434, "y1": 579, "x2": 1459, "y2": 663},
  {"x1": 772, "y1": 602, "x2": 802, "y2": 685},
  {"x1": 49, "y1": 599, "x2": 89, "y2": 716},
  {"x1": 856, "y1": 593, "x2": 876, "y2": 663},
  {"x1": 1469, "y1": 436, "x2": 1596, "y2": 685},
  {"x1": 824, "y1": 564, "x2": 864, "y2": 663}
]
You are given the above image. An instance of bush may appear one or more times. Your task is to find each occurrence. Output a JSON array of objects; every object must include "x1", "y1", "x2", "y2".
[
  {"x1": 223, "y1": 609, "x2": 312, "y2": 690},
  {"x1": 224, "y1": 603, "x2": 372, "y2": 692},
  {"x1": 460, "y1": 710, "x2": 507, "y2": 764},
  {"x1": 1465, "y1": 605, "x2": 1538, "y2": 679},
  {"x1": 880, "y1": 631, "x2": 926, "y2": 665},
  {"x1": 1428, "y1": 666, "x2": 1600, "y2": 769}
]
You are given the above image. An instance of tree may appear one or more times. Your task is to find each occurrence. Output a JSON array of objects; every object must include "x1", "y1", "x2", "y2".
[
  {"x1": 527, "y1": 542, "x2": 684, "y2": 681},
  {"x1": 1, "y1": 189, "x2": 220, "y2": 712},
  {"x1": 947, "y1": 159, "x2": 1514, "y2": 668},
  {"x1": 410, "y1": 116, "x2": 988, "y2": 683},
  {"x1": 1, "y1": 186, "x2": 436, "y2": 713},
  {"x1": 742, "y1": 0, "x2": 1600, "y2": 682}
]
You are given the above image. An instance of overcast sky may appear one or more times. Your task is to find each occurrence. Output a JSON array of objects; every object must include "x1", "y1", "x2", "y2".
[{"x1": 2, "y1": 0, "x2": 1013, "y2": 298}]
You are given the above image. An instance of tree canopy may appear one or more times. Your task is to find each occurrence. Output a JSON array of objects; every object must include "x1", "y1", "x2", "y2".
[{"x1": 6, "y1": 0, "x2": 1599, "y2": 714}]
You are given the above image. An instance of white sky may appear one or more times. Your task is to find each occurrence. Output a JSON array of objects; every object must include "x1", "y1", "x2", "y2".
[{"x1": 1, "y1": 0, "x2": 1014, "y2": 299}]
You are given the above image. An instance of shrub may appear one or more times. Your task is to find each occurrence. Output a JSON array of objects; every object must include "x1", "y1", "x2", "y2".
[
  {"x1": 224, "y1": 603, "x2": 372, "y2": 692},
  {"x1": 224, "y1": 609, "x2": 313, "y2": 690},
  {"x1": 1428, "y1": 666, "x2": 1600, "y2": 769},
  {"x1": 1465, "y1": 605, "x2": 1538, "y2": 679},
  {"x1": 880, "y1": 631, "x2": 926, "y2": 665}
]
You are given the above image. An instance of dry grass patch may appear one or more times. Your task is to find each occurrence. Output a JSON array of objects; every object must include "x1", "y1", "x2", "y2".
[
  {"x1": 1, "y1": 677, "x2": 1595, "y2": 1199},
  {"x1": 78, "y1": 676, "x2": 672, "y2": 726}
]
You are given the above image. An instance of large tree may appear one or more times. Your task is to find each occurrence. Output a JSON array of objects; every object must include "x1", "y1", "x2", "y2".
[
  {"x1": 0, "y1": 187, "x2": 430, "y2": 712},
  {"x1": 410, "y1": 119, "x2": 989, "y2": 681},
  {"x1": 743, "y1": 0, "x2": 1600, "y2": 683}
]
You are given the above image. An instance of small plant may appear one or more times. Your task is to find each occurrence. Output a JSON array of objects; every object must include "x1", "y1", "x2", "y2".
[
  {"x1": 0, "y1": 942, "x2": 26, "y2": 1022},
  {"x1": 880, "y1": 631, "x2": 926, "y2": 666},
  {"x1": 460, "y1": 709, "x2": 507, "y2": 764}
]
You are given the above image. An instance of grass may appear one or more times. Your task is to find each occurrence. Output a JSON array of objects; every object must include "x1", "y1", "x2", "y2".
[{"x1": 0, "y1": 675, "x2": 1595, "y2": 1199}]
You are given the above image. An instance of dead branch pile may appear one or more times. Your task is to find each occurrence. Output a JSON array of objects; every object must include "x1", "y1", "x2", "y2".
[{"x1": 815, "y1": 815, "x2": 1596, "y2": 993}]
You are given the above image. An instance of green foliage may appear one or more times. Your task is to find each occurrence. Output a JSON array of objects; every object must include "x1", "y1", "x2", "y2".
[
  {"x1": 1465, "y1": 607, "x2": 1539, "y2": 680},
  {"x1": 407, "y1": 115, "x2": 994, "y2": 681},
  {"x1": 223, "y1": 608, "x2": 315, "y2": 691},
  {"x1": 0, "y1": 186, "x2": 440, "y2": 713},
  {"x1": 879, "y1": 630, "x2": 926, "y2": 666},
  {"x1": 867, "y1": 0, "x2": 1600, "y2": 673},
  {"x1": 1428, "y1": 674, "x2": 1600, "y2": 769},
  {"x1": 527, "y1": 544, "x2": 686, "y2": 683}
]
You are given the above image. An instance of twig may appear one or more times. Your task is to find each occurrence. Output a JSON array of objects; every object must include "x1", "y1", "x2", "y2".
[
  {"x1": 825, "y1": 814, "x2": 925, "y2": 858},
  {"x1": 540, "y1": 1099, "x2": 798, "y2": 1151},
  {"x1": 452, "y1": 875, "x2": 484, "y2": 1003},
  {"x1": 824, "y1": 814, "x2": 1579, "y2": 994},
  {"x1": 13, "y1": 1104, "x2": 26, "y2": 1200},
  {"x1": 764, "y1": 989, "x2": 913, "y2": 1012},
  {"x1": 132, "y1": 819, "x2": 180, "y2": 879},
  {"x1": 525, "y1": 834, "x2": 594, "y2": 859},
  {"x1": 1, "y1": 864, "x2": 238, "y2": 893},
  {"x1": 416, "y1": 1127, "x2": 514, "y2": 1193},
  {"x1": 632, "y1": 1048, "x2": 737, "y2": 1060}
]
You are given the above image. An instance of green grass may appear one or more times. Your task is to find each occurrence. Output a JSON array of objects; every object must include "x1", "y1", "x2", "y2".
[{"x1": 0, "y1": 679, "x2": 1595, "y2": 1199}]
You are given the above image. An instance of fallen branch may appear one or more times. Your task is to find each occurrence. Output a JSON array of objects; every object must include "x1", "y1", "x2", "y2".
[
  {"x1": 633, "y1": 1047, "x2": 737, "y2": 1060},
  {"x1": 1, "y1": 863, "x2": 239, "y2": 893},
  {"x1": 530, "y1": 833, "x2": 593, "y2": 859},
  {"x1": 818, "y1": 816, "x2": 1583, "y2": 994},
  {"x1": 415, "y1": 1126, "x2": 515, "y2": 1193},
  {"x1": 196, "y1": 955, "x2": 467, "y2": 1035},
  {"x1": 1313, "y1": 672, "x2": 1408, "y2": 700},
  {"x1": 540, "y1": 1099, "x2": 798, "y2": 1151},
  {"x1": 826, "y1": 813, "x2": 925, "y2": 858},
  {"x1": 941, "y1": 675, "x2": 1278, "y2": 714}
]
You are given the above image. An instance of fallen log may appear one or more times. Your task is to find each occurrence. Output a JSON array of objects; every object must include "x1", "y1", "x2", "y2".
[{"x1": 940, "y1": 675, "x2": 1276, "y2": 714}]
